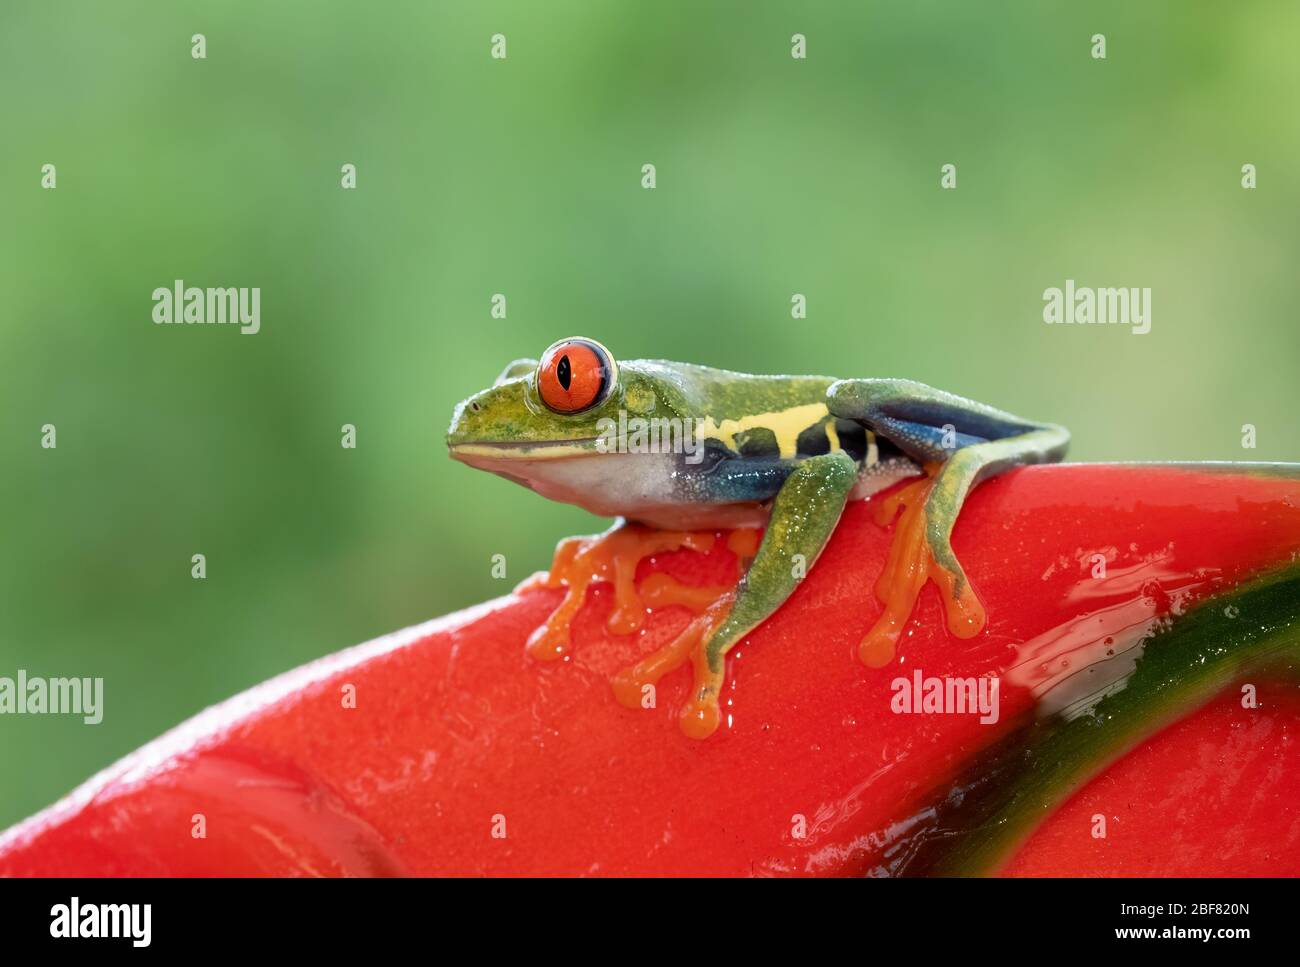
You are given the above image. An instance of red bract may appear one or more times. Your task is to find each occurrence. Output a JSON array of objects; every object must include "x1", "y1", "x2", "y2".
[
  {"x1": 1005, "y1": 681, "x2": 1300, "y2": 877},
  {"x1": 2, "y1": 465, "x2": 1298, "y2": 876}
]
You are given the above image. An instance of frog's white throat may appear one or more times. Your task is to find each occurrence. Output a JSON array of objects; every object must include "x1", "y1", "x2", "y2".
[{"x1": 450, "y1": 447, "x2": 769, "y2": 529}]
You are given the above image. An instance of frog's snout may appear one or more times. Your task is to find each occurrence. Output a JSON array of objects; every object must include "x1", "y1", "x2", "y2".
[
  {"x1": 448, "y1": 383, "x2": 509, "y2": 454},
  {"x1": 445, "y1": 397, "x2": 477, "y2": 450}
]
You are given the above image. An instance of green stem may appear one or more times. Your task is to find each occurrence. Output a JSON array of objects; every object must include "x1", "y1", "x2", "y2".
[{"x1": 881, "y1": 562, "x2": 1300, "y2": 877}]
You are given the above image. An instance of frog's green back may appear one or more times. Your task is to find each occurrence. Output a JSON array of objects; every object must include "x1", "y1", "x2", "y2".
[{"x1": 623, "y1": 359, "x2": 835, "y2": 424}]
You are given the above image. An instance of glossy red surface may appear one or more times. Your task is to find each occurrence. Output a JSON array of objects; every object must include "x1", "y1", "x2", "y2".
[
  {"x1": 1004, "y1": 681, "x2": 1300, "y2": 876},
  {"x1": 1, "y1": 464, "x2": 1298, "y2": 875}
]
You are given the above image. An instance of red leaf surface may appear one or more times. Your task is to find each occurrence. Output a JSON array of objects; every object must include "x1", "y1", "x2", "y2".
[{"x1": 2, "y1": 464, "x2": 1298, "y2": 876}]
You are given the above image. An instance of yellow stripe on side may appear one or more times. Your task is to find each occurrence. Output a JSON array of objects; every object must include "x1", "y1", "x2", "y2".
[
  {"x1": 825, "y1": 419, "x2": 841, "y2": 452},
  {"x1": 696, "y1": 402, "x2": 830, "y2": 460}
]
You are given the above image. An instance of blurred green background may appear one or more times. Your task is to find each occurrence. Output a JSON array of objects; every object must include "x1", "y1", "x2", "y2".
[{"x1": 2, "y1": 1, "x2": 1297, "y2": 829}]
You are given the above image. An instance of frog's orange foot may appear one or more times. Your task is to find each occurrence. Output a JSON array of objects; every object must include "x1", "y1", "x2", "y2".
[
  {"x1": 522, "y1": 522, "x2": 758, "y2": 666},
  {"x1": 523, "y1": 523, "x2": 757, "y2": 738},
  {"x1": 858, "y1": 469, "x2": 986, "y2": 668}
]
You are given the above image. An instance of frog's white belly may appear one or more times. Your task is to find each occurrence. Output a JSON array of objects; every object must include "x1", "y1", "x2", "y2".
[{"x1": 453, "y1": 449, "x2": 770, "y2": 529}]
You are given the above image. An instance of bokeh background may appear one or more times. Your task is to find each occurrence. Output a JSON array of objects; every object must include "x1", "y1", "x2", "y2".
[{"x1": 2, "y1": 1, "x2": 1297, "y2": 829}]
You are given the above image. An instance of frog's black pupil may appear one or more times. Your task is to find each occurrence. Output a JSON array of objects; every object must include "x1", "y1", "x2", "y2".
[{"x1": 557, "y1": 354, "x2": 572, "y2": 390}]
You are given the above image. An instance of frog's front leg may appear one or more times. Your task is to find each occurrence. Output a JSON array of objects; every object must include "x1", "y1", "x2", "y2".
[
  {"x1": 667, "y1": 450, "x2": 859, "y2": 738},
  {"x1": 828, "y1": 378, "x2": 1070, "y2": 666}
]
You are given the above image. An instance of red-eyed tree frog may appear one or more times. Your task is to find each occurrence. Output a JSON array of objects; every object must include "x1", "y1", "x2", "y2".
[{"x1": 448, "y1": 338, "x2": 1069, "y2": 737}]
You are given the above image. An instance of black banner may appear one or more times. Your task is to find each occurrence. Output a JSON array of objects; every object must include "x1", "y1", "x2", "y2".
[{"x1": 0, "y1": 876, "x2": 1276, "y2": 954}]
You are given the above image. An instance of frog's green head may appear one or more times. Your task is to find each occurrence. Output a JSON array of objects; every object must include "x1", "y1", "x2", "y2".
[{"x1": 447, "y1": 337, "x2": 668, "y2": 473}]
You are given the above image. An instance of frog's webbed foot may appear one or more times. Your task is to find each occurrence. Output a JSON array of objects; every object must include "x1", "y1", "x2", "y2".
[
  {"x1": 610, "y1": 589, "x2": 737, "y2": 738},
  {"x1": 521, "y1": 519, "x2": 775, "y2": 737},
  {"x1": 527, "y1": 523, "x2": 762, "y2": 732},
  {"x1": 522, "y1": 523, "x2": 736, "y2": 660},
  {"x1": 858, "y1": 465, "x2": 985, "y2": 668}
]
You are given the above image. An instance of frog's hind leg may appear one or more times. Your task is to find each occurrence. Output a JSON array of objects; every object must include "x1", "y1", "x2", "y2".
[{"x1": 827, "y1": 378, "x2": 1069, "y2": 666}]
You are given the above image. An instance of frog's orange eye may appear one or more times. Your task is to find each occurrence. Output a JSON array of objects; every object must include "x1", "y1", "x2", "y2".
[{"x1": 537, "y1": 339, "x2": 614, "y2": 414}]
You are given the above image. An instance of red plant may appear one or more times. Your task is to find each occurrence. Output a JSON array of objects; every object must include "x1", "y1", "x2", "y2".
[{"x1": 2, "y1": 464, "x2": 1298, "y2": 876}]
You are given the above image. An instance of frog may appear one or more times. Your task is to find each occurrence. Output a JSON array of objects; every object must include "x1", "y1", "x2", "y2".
[{"x1": 447, "y1": 337, "x2": 1069, "y2": 738}]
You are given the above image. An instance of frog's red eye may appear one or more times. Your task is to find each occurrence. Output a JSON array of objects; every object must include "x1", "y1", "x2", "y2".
[{"x1": 537, "y1": 339, "x2": 613, "y2": 414}]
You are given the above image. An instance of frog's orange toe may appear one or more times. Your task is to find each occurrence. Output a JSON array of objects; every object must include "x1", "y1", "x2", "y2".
[
  {"x1": 677, "y1": 604, "x2": 734, "y2": 738},
  {"x1": 525, "y1": 581, "x2": 590, "y2": 661},
  {"x1": 930, "y1": 565, "x2": 986, "y2": 640},
  {"x1": 679, "y1": 697, "x2": 723, "y2": 741}
]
